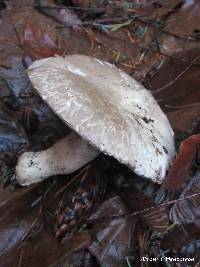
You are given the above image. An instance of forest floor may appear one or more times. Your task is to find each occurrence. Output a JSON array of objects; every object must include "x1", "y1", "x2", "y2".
[{"x1": 0, "y1": 1, "x2": 200, "y2": 266}]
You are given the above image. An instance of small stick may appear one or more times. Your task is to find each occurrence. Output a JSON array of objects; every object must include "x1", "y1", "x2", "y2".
[
  {"x1": 17, "y1": 245, "x2": 25, "y2": 267},
  {"x1": 85, "y1": 191, "x2": 200, "y2": 225},
  {"x1": 159, "y1": 51, "x2": 200, "y2": 66},
  {"x1": 134, "y1": 17, "x2": 182, "y2": 40},
  {"x1": 153, "y1": 54, "x2": 200, "y2": 94},
  {"x1": 54, "y1": 164, "x2": 91, "y2": 197}
]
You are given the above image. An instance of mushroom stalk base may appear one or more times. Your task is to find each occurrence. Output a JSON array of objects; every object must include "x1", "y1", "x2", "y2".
[{"x1": 16, "y1": 132, "x2": 100, "y2": 186}]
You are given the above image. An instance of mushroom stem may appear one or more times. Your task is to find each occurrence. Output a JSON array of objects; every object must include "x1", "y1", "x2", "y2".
[{"x1": 16, "y1": 132, "x2": 100, "y2": 186}]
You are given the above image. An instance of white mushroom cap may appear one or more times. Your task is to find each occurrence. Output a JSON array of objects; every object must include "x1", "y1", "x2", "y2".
[{"x1": 28, "y1": 55, "x2": 175, "y2": 183}]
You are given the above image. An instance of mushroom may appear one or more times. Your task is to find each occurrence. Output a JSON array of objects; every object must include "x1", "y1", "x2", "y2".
[
  {"x1": 16, "y1": 132, "x2": 99, "y2": 186},
  {"x1": 16, "y1": 55, "x2": 175, "y2": 186}
]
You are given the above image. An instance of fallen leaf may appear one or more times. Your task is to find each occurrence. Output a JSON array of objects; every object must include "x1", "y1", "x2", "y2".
[
  {"x1": 0, "y1": 103, "x2": 28, "y2": 161},
  {"x1": 89, "y1": 195, "x2": 136, "y2": 267},
  {"x1": 164, "y1": 0, "x2": 200, "y2": 39},
  {"x1": 161, "y1": 223, "x2": 200, "y2": 253},
  {"x1": 170, "y1": 170, "x2": 200, "y2": 225},
  {"x1": 0, "y1": 56, "x2": 31, "y2": 97},
  {"x1": 0, "y1": 179, "x2": 91, "y2": 267},
  {"x1": 16, "y1": 20, "x2": 62, "y2": 59},
  {"x1": 72, "y1": 0, "x2": 107, "y2": 9},
  {"x1": 161, "y1": 134, "x2": 200, "y2": 191},
  {"x1": 167, "y1": 105, "x2": 200, "y2": 137},
  {"x1": 144, "y1": 48, "x2": 200, "y2": 112},
  {"x1": 120, "y1": 177, "x2": 170, "y2": 231},
  {"x1": 36, "y1": 0, "x2": 82, "y2": 29}
]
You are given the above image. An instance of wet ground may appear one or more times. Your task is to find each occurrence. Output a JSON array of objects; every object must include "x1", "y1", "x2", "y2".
[{"x1": 0, "y1": 0, "x2": 200, "y2": 266}]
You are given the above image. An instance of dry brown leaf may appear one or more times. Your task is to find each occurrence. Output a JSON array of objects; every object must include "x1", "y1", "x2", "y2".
[{"x1": 161, "y1": 134, "x2": 200, "y2": 191}]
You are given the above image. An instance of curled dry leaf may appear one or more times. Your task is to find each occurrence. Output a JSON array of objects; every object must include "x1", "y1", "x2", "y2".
[{"x1": 161, "y1": 134, "x2": 200, "y2": 191}]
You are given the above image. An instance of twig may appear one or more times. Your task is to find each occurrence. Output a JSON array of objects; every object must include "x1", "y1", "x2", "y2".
[
  {"x1": 19, "y1": 217, "x2": 39, "y2": 245},
  {"x1": 54, "y1": 164, "x2": 91, "y2": 197},
  {"x1": 85, "y1": 191, "x2": 200, "y2": 225},
  {"x1": 31, "y1": 2, "x2": 159, "y2": 11},
  {"x1": 159, "y1": 51, "x2": 200, "y2": 66},
  {"x1": 84, "y1": 17, "x2": 128, "y2": 25},
  {"x1": 164, "y1": 102, "x2": 200, "y2": 110},
  {"x1": 153, "y1": 54, "x2": 200, "y2": 94},
  {"x1": 30, "y1": 180, "x2": 57, "y2": 208},
  {"x1": 127, "y1": 30, "x2": 135, "y2": 44},
  {"x1": 33, "y1": 4, "x2": 105, "y2": 11},
  {"x1": 121, "y1": 63, "x2": 136, "y2": 69},
  {"x1": 0, "y1": 74, "x2": 16, "y2": 96},
  {"x1": 134, "y1": 17, "x2": 182, "y2": 40},
  {"x1": 17, "y1": 207, "x2": 43, "y2": 266},
  {"x1": 31, "y1": 0, "x2": 178, "y2": 11},
  {"x1": 18, "y1": 245, "x2": 25, "y2": 267},
  {"x1": 33, "y1": 3, "x2": 185, "y2": 43},
  {"x1": 18, "y1": 206, "x2": 43, "y2": 246},
  {"x1": 83, "y1": 28, "x2": 117, "y2": 54},
  {"x1": 125, "y1": 256, "x2": 134, "y2": 267}
]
